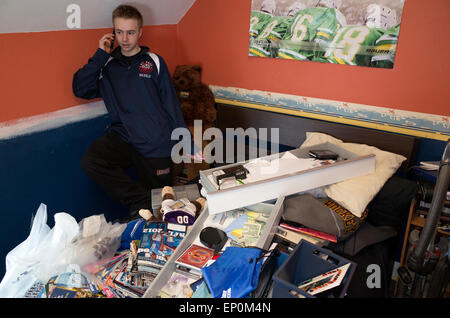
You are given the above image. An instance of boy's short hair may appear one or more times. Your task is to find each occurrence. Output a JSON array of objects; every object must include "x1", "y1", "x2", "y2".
[{"x1": 112, "y1": 5, "x2": 143, "y2": 28}]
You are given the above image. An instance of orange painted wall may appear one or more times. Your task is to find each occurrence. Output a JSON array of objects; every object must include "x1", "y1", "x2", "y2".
[
  {"x1": 177, "y1": 0, "x2": 450, "y2": 116},
  {"x1": 0, "y1": 25, "x2": 177, "y2": 122},
  {"x1": 1, "y1": 1, "x2": 448, "y2": 123}
]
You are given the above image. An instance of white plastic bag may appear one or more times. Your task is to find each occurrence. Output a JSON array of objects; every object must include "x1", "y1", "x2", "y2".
[
  {"x1": 0, "y1": 204, "x2": 126, "y2": 298},
  {"x1": 0, "y1": 203, "x2": 79, "y2": 297}
]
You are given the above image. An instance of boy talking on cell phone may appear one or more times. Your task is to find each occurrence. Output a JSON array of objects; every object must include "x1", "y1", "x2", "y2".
[{"x1": 73, "y1": 5, "x2": 200, "y2": 222}]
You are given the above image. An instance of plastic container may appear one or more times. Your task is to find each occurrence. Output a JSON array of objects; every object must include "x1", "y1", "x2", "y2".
[{"x1": 271, "y1": 240, "x2": 356, "y2": 298}]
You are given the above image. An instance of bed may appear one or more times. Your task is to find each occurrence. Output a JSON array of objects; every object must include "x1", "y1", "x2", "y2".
[
  {"x1": 215, "y1": 103, "x2": 419, "y2": 169},
  {"x1": 214, "y1": 102, "x2": 421, "y2": 297}
]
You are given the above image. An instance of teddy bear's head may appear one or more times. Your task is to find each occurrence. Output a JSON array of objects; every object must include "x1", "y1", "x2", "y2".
[{"x1": 172, "y1": 65, "x2": 202, "y2": 91}]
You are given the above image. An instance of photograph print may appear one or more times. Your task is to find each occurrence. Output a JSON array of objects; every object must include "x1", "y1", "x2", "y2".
[{"x1": 249, "y1": 0, "x2": 406, "y2": 68}]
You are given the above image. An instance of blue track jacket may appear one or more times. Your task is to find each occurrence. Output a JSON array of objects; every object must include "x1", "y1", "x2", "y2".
[{"x1": 73, "y1": 46, "x2": 189, "y2": 158}]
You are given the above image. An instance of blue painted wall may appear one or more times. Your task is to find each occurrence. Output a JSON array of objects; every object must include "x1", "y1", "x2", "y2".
[
  {"x1": 0, "y1": 115, "x2": 128, "y2": 277},
  {"x1": 0, "y1": 113, "x2": 447, "y2": 280},
  {"x1": 416, "y1": 138, "x2": 447, "y2": 163}
]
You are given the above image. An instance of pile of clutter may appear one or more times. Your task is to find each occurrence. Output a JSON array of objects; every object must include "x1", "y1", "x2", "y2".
[
  {"x1": 0, "y1": 185, "x2": 208, "y2": 298},
  {"x1": 0, "y1": 203, "x2": 156, "y2": 298},
  {"x1": 23, "y1": 242, "x2": 155, "y2": 298}
]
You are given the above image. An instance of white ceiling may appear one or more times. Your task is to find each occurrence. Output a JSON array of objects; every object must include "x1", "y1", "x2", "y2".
[{"x1": 0, "y1": 0, "x2": 196, "y2": 34}]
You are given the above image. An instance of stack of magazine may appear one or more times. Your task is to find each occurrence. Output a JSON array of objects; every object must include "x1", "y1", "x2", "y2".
[{"x1": 136, "y1": 222, "x2": 187, "y2": 274}]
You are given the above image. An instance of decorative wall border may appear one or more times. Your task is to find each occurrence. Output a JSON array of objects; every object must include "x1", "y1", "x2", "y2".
[
  {"x1": 210, "y1": 85, "x2": 450, "y2": 141},
  {"x1": 1, "y1": 88, "x2": 448, "y2": 142}
]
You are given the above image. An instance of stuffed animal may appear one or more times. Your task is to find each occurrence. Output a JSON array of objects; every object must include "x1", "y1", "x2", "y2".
[
  {"x1": 172, "y1": 65, "x2": 216, "y2": 127},
  {"x1": 139, "y1": 186, "x2": 206, "y2": 226}
]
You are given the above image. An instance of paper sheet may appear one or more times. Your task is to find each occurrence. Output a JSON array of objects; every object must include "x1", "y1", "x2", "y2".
[{"x1": 243, "y1": 155, "x2": 322, "y2": 184}]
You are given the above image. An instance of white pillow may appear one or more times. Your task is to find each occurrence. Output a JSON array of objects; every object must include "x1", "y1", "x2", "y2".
[{"x1": 300, "y1": 132, "x2": 406, "y2": 217}]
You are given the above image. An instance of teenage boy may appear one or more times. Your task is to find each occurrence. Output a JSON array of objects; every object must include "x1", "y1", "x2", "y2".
[{"x1": 73, "y1": 5, "x2": 194, "y2": 222}]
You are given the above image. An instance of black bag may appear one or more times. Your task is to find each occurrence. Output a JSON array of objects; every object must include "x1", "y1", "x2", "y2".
[
  {"x1": 251, "y1": 247, "x2": 281, "y2": 298},
  {"x1": 367, "y1": 176, "x2": 418, "y2": 230}
]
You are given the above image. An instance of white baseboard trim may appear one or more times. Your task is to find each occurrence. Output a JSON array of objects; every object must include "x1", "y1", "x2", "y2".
[{"x1": 0, "y1": 101, "x2": 107, "y2": 140}]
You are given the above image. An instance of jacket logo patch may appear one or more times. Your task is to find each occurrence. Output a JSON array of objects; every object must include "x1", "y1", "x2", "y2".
[
  {"x1": 139, "y1": 60, "x2": 153, "y2": 78},
  {"x1": 139, "y1": 60, "x2": 153, "y2": 74}
]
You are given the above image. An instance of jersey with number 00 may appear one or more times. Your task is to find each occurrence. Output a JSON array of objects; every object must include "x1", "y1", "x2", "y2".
[
  {"x1": 323, "y1": 25, "x2": 384, "y2": 66},
  {"x1": 277, "y1": 8, "x2": 345, "y2": 61},
  {"x1": 161, "y1": 198, "x2": 197, "y2": 226},
  {"x1": 249, "y1": 11, "x2": 273, "y2": 38},
  {"x1": 249, "y1": 16, "x2": 293, "y2": 57},
  {"x1": 370, "y1": 24, "x2": 400, "y2": 68}
]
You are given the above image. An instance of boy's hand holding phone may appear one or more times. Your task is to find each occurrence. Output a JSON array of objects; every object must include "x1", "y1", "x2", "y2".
[{"x1": 99, "y1": 32, "x2": 115, "y2": 54}]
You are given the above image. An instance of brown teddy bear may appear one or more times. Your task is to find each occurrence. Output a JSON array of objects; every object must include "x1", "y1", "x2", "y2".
[{"x1": 172, "y1": 65, "x2": 216, "y2": 128}]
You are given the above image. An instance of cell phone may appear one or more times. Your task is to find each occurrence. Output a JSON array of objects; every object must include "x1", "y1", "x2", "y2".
[
  {"x1": 308, "y1": 149, "x2": 339, "y2": 160},
  {"x1": 110, "y1": 29, "x2": 115, "y2": 50},
  {"x1": 212, "y1": 165, "x2": 248, "y2": 185}
]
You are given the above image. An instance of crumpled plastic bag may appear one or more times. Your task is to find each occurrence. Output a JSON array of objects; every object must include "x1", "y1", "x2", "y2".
[
  {"x1": 0, "y1": 203, "x2": 79, "y2": 297},
  {"x1": 0, "y1": 203, "x2": 126, "y2": 298},
  {"x1": 60, "y1": 214, "x2": 127, "y2": 269}
]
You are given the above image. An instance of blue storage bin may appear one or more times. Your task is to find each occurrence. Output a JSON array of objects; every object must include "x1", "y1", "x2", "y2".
[{"x1": 271, "y1": 240, "x2": 356, "y2": 298}]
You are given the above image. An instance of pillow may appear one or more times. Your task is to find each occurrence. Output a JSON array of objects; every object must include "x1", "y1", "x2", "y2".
[
  {"x1": 282, "y1": 193, "x2": 368, "y2": 241},
  {"x1": 300, "y1": 132, "x2": 406, "y2": 217}
]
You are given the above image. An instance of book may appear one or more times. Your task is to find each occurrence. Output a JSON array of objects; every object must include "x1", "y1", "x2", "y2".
[
  {"x1": 136, "y1": 222, "x2": 187, "y2": 269},
  {"x1": 279, "y1": 223, "x2": 337, "y2": 243},
  {"x1": 175, "y1": 244, "x2": 214, "y2": 276},
  {"x1": 113, "y1": 263, "x2": 147, "y2": 297},
  {"x1": 159, "y1": 272, "x2": 196, "y2": 298},
  {"x1": 417, "y1": 209, "x2": 450, "y2": 223},
  {"x1": 24, "y1": 281, "x2": 46, "y2": 298},
  {"x1": 297, "y1": 263, "x2": 350, "y2": 296},
  {"x1": 137, "y1": 265, "x2": 161, "y2": 275},
  {"x1": 275, "y1": 226, "x2": 326, "y2": 246},
  {"x1": 100, "y1": 255, "x2": 129, "y2": 289},
  {"x1": 419, "y1": 161, "x2": 440, "y2": 171},
  {"x1": 49, "y1": 287, "x2": 78, "y2": 298},
  {"x1": 418, "y1": 200, "x2": 450, "y2": 213}
]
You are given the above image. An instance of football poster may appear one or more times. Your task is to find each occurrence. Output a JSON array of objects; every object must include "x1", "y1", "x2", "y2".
[{"x1": 249, "y1": 0, "x2": 405, "y2": 68}]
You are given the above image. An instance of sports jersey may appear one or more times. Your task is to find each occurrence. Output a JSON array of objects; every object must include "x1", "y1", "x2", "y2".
[
  {"x1": 249, "y1": 16, "x2": 293, "y2": 58},
  {"x1": 161, "y1": 197, "x2": 197, "y2": 226},
  {"x1": 322, "y1": 25, "x2": 384, "y2": 66},
  {"x1": 249, "y1": 11, "x2": 273, "y2": 38},
  {"x1": 370, "y1": 24, "x2": 400, "y2": 68},
  {"x1": 277, "y1": 7, "x2": 346, "y2": 61}
]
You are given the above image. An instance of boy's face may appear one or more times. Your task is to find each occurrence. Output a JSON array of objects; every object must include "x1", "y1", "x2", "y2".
[{"x1": 113, "y1": 17, "x2": 142, "y2": 56}]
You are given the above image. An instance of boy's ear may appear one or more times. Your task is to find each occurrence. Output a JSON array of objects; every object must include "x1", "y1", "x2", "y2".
[{"x1": 138, "y1": 28, "x2": 143, "y2": 39}]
